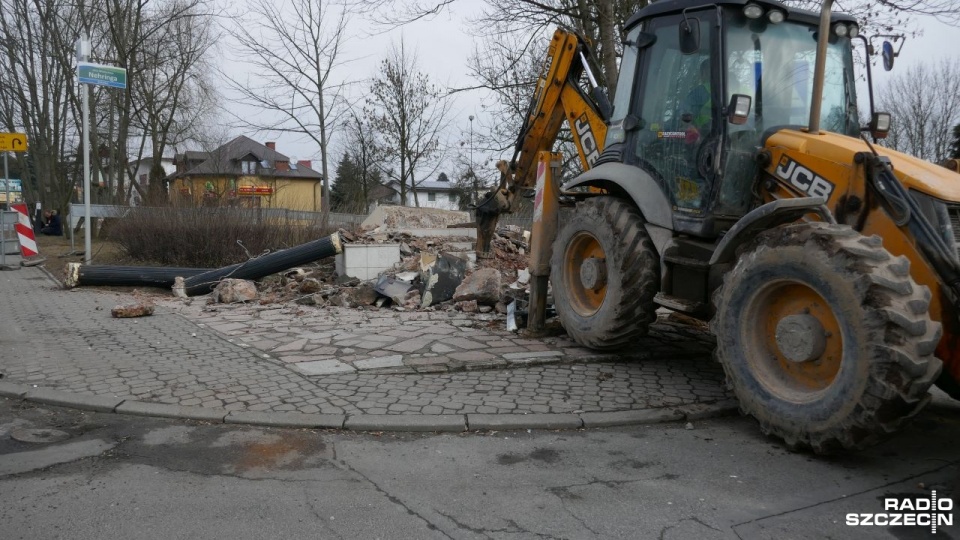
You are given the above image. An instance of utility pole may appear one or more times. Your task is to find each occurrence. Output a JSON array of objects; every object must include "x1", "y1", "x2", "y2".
[{"x1": 469, "y1": 114, "x2": 475, "y2": 206}]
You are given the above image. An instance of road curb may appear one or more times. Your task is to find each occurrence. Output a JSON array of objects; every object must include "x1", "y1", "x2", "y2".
[
  {"x1": 25, "y1": 388, "x2": 124, "y2": 413},
  {"x1": 116, "y1": 401, "x2": 228, "y2": 423},
  {"x1": 468, "y1": 413, "x2": 583, "y2": 430},
  {"x1": 2, "y1": 383, "x2": 738, "y2": 433},
  {"x1": 0, "y1": 381, "x2": 29, "y2": 399},
  {"x1": 344, "y1": 414, "x2": 466, "y2": 432},
  {"x1": 225, "y1": 411, "x2": 345, "y2": 429}
]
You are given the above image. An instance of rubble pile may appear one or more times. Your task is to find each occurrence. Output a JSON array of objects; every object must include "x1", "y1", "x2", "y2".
[{"x1": 216, "y1": 221, "x2": 535, "y2": 329}]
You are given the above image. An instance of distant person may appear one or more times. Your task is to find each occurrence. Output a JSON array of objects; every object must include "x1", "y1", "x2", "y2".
[{"x1": 40, "y1": 210, "x2": 62, "y2": 236}]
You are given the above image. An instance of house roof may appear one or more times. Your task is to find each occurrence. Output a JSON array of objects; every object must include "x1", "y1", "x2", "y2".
[{"x1": 171, "y1": 136, "x2": 323, "y2": 180}]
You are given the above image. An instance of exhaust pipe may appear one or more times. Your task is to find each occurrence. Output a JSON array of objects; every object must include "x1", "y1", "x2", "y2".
[{"x1": 808, "y1": 0, "x2": 835, "y2": 134}]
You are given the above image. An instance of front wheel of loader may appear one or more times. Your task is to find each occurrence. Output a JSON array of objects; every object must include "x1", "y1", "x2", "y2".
[
  {"x1": 550, "y1": 196, "x2": 659, "y2": 350},
  {"x1": 712, "y1": 223, "x2": 942, "y2": 453}
]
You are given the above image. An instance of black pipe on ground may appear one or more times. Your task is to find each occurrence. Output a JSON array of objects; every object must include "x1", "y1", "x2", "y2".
[
  {"x1": 175, "y1": 233, "x2": 342, "y2": 297},
  {"x1": 65, "y1": 264, "x2": 211, "y2": 288}
]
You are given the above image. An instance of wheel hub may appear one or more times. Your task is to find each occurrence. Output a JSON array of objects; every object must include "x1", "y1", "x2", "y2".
[
  {"x1": 775, "y1": 314, "x2": 827, "y2": 363},
  {"x1": 579, "y1": 257, "x2": 607, "y2": 291}
]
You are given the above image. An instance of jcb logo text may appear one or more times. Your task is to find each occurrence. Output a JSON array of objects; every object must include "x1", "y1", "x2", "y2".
[
  {"x1": 575, "y1": 114, "x2": 600, "y2": 166},
  {"x1": 775, "y1": 157, "x2": 835, "y2": 199}
]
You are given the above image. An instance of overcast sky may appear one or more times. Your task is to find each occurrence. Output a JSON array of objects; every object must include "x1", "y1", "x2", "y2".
[{"x1": 210, "y1": 1, "x2": 958, "y2": 177}]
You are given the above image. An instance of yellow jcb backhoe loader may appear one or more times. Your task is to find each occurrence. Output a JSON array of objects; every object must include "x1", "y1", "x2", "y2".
[{"x1": 477, "y1": 0, "x2": 960, "y2": 453}]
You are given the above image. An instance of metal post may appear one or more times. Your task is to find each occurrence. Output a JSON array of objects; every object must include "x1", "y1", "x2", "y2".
[
  {"x1": 82, "y1": 50, "x2": 92, "y2": 264},
  {"x1": 526, "y1": 151, "x2": 562, "y2": 335},
  {"x1": 1, "y1": 152, "x2": 7, "y2": 267}
]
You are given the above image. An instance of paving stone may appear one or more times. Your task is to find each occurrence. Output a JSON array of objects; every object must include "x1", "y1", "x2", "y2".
[
  {"x1": 384, "y1": 338, "x2": 434, "y2": 353},
  {"x1": 0, "y1": 266, "x2": 727, "y2": 428},
  {"x1": 354, "y1": 355, "x2": 405, "y2": 370}
]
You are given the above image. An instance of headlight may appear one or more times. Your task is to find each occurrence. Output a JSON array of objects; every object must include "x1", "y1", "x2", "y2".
[
  {"x1": 743, "y1": 4, "x2": 763, "y2": 19},
  {"x1": 767, "y1": 10, "x2": 785, "y2": 24},
  {"x1": 848, "y1": 24, "x2": 859, "y2": 39},
  {"x1": 834, "y1": 23, "x2": 848, "y2": 37}
]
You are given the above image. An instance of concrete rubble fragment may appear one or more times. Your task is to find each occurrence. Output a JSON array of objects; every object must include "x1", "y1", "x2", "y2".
[
  {"x1": 110, "y1": 302, "x2": 155, "y2": 318},
  {"x1": 374, "y1": 275, "x2": 414, "y2": 305},
  {"x1": 453, "y1": 267, "x2": 502, "y2": 305},
  {"x1": 421, "y1": 253, "x2": 468, "y2": 307},
  {"x1": 211, "y1": 279, "x2": 258, "y2": 304}
]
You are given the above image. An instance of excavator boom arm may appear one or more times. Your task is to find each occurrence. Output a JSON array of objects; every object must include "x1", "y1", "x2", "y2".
[{"x1": 476, "y1": 29, "x2": 610, "y2": 256}]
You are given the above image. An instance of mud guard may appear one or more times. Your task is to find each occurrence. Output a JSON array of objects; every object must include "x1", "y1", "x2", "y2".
[
  {"x1": 561, "y1": 162, "x2": 673, "y2": 229},
  {"x1": 709, "y1": 197, "x2": 836, "y2": 265}
]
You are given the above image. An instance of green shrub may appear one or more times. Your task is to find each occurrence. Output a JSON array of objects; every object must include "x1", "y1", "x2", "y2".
[{"x1": 108, "y1": 207, "x2": 334, "y2": 267}]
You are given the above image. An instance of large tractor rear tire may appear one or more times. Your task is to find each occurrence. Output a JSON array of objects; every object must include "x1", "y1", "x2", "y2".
[
  {"x1": 712, "y1": 223, "x2": 942, "y2": 453},
  {"x1": 550, "y1": 196, "x2": 659, "y2": 350}
]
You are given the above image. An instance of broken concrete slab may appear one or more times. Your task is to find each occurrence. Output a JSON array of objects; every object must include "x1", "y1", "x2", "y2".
[
  {"x1": 375, "y1": 275, "x2": 414, "y2": 305},
  {"x1": 420, "y1": 253, "x2": 467, "y2": 307}
]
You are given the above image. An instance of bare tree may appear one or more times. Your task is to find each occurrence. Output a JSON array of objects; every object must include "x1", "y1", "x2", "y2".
[
  {"x1": 0, "y1": 0, "x2": 93, "y2": 210},
  {"x1": 877, "y1": 59, "x2": 960, "y2": 163},
  {"x1": 222, "y1": 0, "x2": 351, "y2": 214},
  {"x1": 363, "y1": 40, "x2": 451, "y2": 207},
  {"x1": 129, "y1": 0, "x2": 219, "y2": 204}
]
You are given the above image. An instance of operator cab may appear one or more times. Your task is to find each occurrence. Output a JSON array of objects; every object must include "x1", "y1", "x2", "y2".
[{"x1": 605, "y1": 0, "x2": 860, "y2": 238}]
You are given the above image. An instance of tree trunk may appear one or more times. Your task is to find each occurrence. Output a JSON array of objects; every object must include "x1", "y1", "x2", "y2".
[{"x1": 596, "y1": 0, "x2": 619, "y2": 99}]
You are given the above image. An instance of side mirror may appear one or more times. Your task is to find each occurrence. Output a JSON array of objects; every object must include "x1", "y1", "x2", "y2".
[
  {"x1": 727, "y1": 94, "x2": 752, "y2": 125},
  {"x1": 869, "y1": 112, "x2": 891, "y2": 139},
  {"x1": 679, "y1": 18, "x2": 700, "y2": 55},
  {"x1": 881, "y1": 41, "x2": 895, "y2": 71}
]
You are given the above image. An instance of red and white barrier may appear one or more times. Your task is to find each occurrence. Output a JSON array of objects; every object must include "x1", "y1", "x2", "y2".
[{"x1": 11, "y1": 203, "x2": 38, "y2": 257}]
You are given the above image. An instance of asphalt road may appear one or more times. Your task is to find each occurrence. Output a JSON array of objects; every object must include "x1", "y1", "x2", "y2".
[{"x1": 1, "y1": 396, "x2": 958, "y2": 539}]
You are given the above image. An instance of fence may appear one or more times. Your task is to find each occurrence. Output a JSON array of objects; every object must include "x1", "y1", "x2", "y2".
[
  {"x1": 67, "y1": 204, "x2": 366, "y2": 228},
  {"x1": 65, "y1": 204, "x2": 533, "y2": 232}
]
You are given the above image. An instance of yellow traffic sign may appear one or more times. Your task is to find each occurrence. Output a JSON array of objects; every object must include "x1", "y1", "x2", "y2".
[{"x1": 0, "y1": 132, "x2": 28, "y2": 152}]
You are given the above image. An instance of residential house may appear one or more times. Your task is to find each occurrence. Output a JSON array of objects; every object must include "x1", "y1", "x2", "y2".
[
  {"x1": 128, "y1": 156, "x2": 175, "y2": 205},
  {"x1": 383, "y1": 173, "x2": 461, "y2": 210},
  {"x1": 168, "y1": 136, "x2": 323, "y2": 211}
]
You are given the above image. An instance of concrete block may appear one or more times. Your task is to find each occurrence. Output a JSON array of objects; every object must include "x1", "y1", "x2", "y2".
[
  {"x1": 26, "y1": 388, "x2": 123, "y2": 413},
  {"x1": 116, "y1": 401, "x2": 226, "y2": 422},
  {"x1": 344, "y1": 414, "x2": 466, "y2": 432},
  {"x1": 466, "y1": 413, "x2": 583, "y2": 431},
  {"x1": 579, "y1": 409, "x2": 684, "y2": 428},
  {"x1": 225, "y1": 411, "x2": 345, "y2": 429},
  {"x1": 335, "y1": 243, "x2": 400, "y2": 280}
]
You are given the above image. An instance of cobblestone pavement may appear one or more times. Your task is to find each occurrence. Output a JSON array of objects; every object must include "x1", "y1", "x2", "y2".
[{"x1": 0, "y1": 265, "x2": 730, "y2": 417}]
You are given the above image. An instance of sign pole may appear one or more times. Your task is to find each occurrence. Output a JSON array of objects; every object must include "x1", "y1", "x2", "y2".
[
  {"x1": 79, "y1": 35, "x2": 92, "y2": 265},
  {"x1": 1, "y1": 152, "x2": 7, "y2": 267}
]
